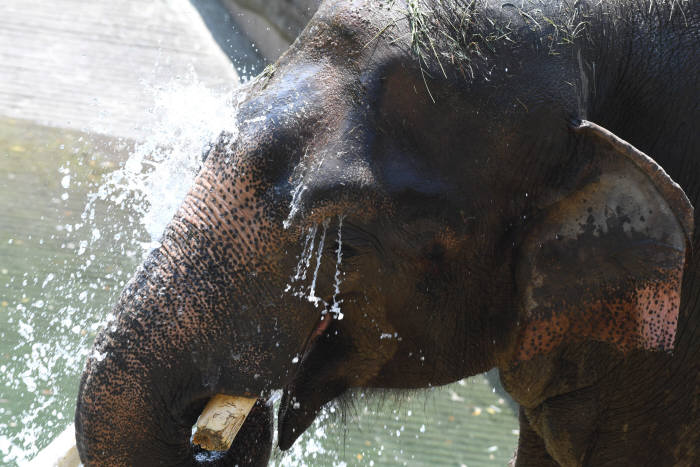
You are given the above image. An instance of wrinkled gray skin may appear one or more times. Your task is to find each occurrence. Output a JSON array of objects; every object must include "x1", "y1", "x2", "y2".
[{"x1": 75, "y1": 0, "x2": 699, "y2": 465}]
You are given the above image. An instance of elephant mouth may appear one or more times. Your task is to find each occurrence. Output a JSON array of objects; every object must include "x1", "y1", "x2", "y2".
[
  {"x1": 277, "y1": 311, "x2": 346, "y2": 450},
  {"x1": 304, "y1": 312, "x2": 336, "y2": 351},
  {"x1": 185, "y1": 311, "x2": 337, "y2": 460},
  {"x1": 186, "y1": 396, "x2": 274, "y2": 466}
]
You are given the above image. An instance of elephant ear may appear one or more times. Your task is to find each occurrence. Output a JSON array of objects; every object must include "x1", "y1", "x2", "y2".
[{"x1": 515, "y1": 120, "x2": 694, "y2": 361}]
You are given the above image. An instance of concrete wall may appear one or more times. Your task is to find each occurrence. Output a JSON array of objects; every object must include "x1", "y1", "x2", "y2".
[{"x1": 222, "y1": 0, "x2": 320, "y2": 61}]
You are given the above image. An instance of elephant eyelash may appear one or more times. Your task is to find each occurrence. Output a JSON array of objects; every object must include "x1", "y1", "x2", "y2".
[
  {"x1": 328, "y1": 222, "x2": 385, "y2": 259},
  {"x1": 330, "y1": 239, "x2": 361, "y2": 259}
]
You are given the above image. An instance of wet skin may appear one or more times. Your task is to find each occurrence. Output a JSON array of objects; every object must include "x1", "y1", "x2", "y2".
[{"x1": 75, "y1": 0, "x2": 699, "y2": 465}]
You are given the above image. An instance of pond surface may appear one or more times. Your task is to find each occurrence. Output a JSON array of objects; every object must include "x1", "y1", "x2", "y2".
[
  {"x1": 0, "y1": 108, "x2": 518, "y2": 466},
  {"x1": 0, "y1": 117, "x2": 135, "y2": 464}
]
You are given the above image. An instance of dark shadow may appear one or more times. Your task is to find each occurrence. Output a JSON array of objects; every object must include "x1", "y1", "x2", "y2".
[{"x1": 189, "y1": 0, "x2": 267, "y2": 78}]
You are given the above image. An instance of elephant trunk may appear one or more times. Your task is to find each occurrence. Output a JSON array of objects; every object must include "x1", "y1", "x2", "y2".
[
  {"x1": 76, "y1": 53, "x2": 344, "y2": 464},
  {"x1": 74, "y1": 251, "x2": 199, "y2": 465},
  {"x1": 75, "y1": 171, "x2": 310, "y2": 465},
  {"x1": 74, "y1": 242, "x2": 272, "y2": 466}
]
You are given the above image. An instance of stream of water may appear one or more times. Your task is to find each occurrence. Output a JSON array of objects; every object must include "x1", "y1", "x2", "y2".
[{"x1": 0, "y1": 75, "x2": 518, "y2": 466}]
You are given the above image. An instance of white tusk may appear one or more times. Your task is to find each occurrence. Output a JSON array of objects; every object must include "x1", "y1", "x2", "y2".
[{"x1": 193, "y1": 394, "x2": 258, "y2": 451}]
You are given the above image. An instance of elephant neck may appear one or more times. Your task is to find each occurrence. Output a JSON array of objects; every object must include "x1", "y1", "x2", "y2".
[
  {"x1": 500, "y1": 340, "x2": 700, "y2": 465},
  {"x1": 577, "y1": 1, "x2": 698, "y2": 203}
]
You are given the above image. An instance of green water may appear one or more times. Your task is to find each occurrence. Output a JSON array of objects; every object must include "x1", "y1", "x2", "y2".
[
  {"x1": 0, "y1": 118, "x2": 138, "y2": 464},
  {"x1": 0, "y1": 118, "x2": 518, "y2": 466}
]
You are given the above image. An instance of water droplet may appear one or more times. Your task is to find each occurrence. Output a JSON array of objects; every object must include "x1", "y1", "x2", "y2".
[{"x1": 307, "y1": 219, "x2": 329, "y2": 307}]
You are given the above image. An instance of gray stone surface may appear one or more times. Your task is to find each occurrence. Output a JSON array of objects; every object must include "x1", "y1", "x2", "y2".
[
  {"x1": 222, "y1": 0, "x2": 320, "y2": 61},
  {"x1": 229, "y1": 0, "x2": 320, "y2": 41},
  {"x1": 190, "y1": 0, "x2": 267, "y2": 76},
  {"x1": 0, "y1": 0, "x2": 244, "y2": 141}
]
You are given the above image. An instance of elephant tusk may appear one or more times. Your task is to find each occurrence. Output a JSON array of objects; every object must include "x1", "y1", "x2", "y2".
[{"x1": 192, "y1": 394, "x2": 257, "y2": 451}]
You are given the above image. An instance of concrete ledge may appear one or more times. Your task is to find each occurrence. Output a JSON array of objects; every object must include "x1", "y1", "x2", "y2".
[
  {"x1": 26, "y1": 424, "x2": 79, "y2": 467},
  {"x1": 0, "y1": 0, "x2": 241, "y2": 141}
]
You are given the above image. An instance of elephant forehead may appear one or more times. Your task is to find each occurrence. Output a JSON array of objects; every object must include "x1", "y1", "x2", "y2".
[
  {"x1": 312, "y1": 0, "x2": 405, "y2": 43},
  {"x1": 292, "y1": 0, "x2": 414, "y2": 68}
]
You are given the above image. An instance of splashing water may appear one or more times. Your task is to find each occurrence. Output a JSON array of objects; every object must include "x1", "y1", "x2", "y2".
[
  {"x1": 285, "y1": 223, "x2": 323, "y2": 302},
  {"x1": 307, "y1": 219, "x2": 329, "y2": 308},
  {"x1": 283, "y1": 161, "x2": 309, "y2": 230},
  {"x1": 285, "y1": 216, "x2": 346, "y2": 320},
  {"x1": 0, "y1": 76, "x2": 242, "y2": 465},
  {"x1": 329, "y1": 216, "x2": 345, "y2": 320},
  {"x1": 289, "y1": 224, "x2": 318, "y2": 286},
  {"x1": 86, "y1": 78, "x2": 243, "y2": 248},
  {"x1": 283, "y1": 151, "x2": 327, "y2": 230}
]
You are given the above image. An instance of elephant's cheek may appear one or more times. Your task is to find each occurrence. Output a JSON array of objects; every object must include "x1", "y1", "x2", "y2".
[{"x1": 275, "y1": 313, "x2": 401, "y2": 449}]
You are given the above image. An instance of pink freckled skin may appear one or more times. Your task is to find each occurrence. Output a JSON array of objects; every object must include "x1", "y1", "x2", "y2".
[
  {"x1": 637, "y1": 275, "x2": 681, "y2": 351},
  {"x1": 517, "y1": 315, "x2": 570, "y2": 361},
  {"x1": 516, "y1": 274, "x2": 682, "y2": 362},
  {"x1": 312, "y1": 314, "x2": 334, "y2": 339}
]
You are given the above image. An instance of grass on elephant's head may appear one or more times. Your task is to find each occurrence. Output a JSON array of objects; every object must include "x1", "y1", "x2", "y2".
[
  {"x1": 404, "y1": 0, "x2": 559, "y2": 80},
  {"x1": 397, "y1": 0, "x2": 691, "y2": 88}
]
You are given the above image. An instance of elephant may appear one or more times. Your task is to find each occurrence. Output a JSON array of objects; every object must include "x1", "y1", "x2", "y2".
[{"x1": 74, "y1": 0, "x2": 699, "y2": 465}]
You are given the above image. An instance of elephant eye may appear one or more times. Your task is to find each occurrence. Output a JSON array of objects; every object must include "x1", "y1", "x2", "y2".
[
  {"x1": 329, "y1": 222, "x2": 384, "y2": 259},
  {"x1": 331, "y1": 240, "x2": 360, "y2": 259},
  {"x1": 340, "y1": 222, "x2": 383, "y2": 258}
]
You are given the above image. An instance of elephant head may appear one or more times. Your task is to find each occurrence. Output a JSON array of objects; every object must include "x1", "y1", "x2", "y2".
[{"x1": 76, "y1": 0, "x2": 697, "y2": 465}]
